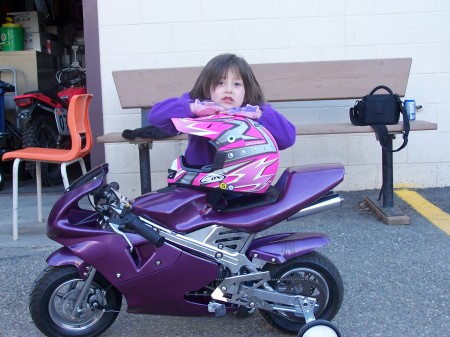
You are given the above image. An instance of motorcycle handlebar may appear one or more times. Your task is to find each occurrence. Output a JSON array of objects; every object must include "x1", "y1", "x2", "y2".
[{"x1": 123, "y1": 214, "x2": 165, "y2": 248}]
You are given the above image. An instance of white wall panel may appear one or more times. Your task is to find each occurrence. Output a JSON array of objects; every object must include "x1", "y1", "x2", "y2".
[{"x1": 96, "y1": 0, "x2": 450, "y2": 192}]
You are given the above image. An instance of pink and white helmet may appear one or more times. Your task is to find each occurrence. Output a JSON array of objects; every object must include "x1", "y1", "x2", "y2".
[{"x1": 168, "y1": 114, "x2": 279, "y2": 194}]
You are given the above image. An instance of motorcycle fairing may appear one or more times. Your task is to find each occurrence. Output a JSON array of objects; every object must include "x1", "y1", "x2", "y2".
[
  {"x1": 131, "y1": 163, "x2": 344, "y2": 233},
  {"x1": 47, "y1": 174, "x2": 106, "y2": 242},
  {"x1": 247, "y1": 232, "x2": 330, "y2": 264},
  {"x1": 48, "y1": 223, "x2": 187, "y2": 284},
  {"x1": 46, "y1": 247, "x2": 90, "y2": 278},
  {"x1": 115, "y1": 249, "x2": 220, "y2": 316},
  {"x1": 47, "y1": 235, "x2": 220, "y2": 316}
]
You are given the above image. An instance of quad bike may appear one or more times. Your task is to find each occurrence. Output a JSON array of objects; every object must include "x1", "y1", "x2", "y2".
[{"x1": 13, "y1": 62, "x2": 86, "y2": 186}]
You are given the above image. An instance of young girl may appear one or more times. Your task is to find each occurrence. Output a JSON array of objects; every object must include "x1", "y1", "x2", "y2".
[{"x1": 148, "y1": 53, "x2": 296, "y2": 166}]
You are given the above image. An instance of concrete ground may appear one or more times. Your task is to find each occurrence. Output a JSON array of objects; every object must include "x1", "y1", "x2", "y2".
[{"x1": 0, "y1": 175, "x2": 449, "y2": 337}]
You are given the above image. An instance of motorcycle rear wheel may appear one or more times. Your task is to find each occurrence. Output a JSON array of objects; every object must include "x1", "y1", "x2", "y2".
[
  {"x1": 259, "y1": 251, "x2": 343, "y2": 335},
  {"x1": 23, "y1": 113, "x2": 69, "y2": 186},
  {"x1": 29, "y1": 265, "x2": 122, "y2": 337}
]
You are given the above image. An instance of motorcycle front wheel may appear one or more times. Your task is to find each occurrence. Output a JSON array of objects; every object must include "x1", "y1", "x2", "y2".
[
  {"x1": 29, "y1": 265, "x2": 122, "y2": 337},
  {"x1": 259, "y1": 251, "x2": 343, "y2": 335}
]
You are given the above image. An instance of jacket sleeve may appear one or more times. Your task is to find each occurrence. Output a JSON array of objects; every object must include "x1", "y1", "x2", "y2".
[
  {"x1": 257, "y1": 103, "x2": 296, "y2": 150},
  {"x1": 147, "y1": 93, "x2": 194, "y2": 135}
]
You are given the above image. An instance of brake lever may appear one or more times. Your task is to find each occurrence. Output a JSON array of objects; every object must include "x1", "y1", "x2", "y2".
[{"x1": 108, "y1": 218, "x2": 134, "y2": 252}]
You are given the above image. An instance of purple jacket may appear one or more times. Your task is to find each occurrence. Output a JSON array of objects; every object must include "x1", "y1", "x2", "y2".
[{"x1": 148, "y1": 92, "x2": 296, "y2": 166}]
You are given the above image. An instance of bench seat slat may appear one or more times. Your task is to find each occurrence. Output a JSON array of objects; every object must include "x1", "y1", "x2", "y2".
[
  {"x1": 97, "y1": 121, "x2": 437, "y2": 144},
  {"x1": 112, "y1": 58, "x2": 412, "y2": 109},
  {"x1": 296, "y1": 120, "x2": 437, "y2": 135}
]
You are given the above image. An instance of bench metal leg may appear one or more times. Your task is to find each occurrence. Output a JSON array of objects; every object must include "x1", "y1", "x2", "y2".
[
  {"x1": 365, "y1": 134, "x2": 410, "y2": 225},
  {"x1": 138, "y1": 143, "x2": 152, "y2": 194},
  {"x1": 381, "y1": 135, "x2": 394, "y2": 208}
]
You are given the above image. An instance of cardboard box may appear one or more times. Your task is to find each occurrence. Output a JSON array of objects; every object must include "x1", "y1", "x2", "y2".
[
  {"x1": 24, "y1": 32, "x2": 59, "y2": 55},
  {"x1": 7, "y1": 11, "x2": 43, "y2": 33},
  {"x1": 24, "y1": 32, "x2": 42, "y2": 51}
]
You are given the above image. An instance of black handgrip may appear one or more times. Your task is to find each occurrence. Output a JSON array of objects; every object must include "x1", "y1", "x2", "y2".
[{"x1": 124, "y1": 214, "x2": 165, "y2": 247}]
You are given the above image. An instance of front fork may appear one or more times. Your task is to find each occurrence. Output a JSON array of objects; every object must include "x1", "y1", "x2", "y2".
[{"x1": 70, "y1": 266, "x2": 98, "y2": 318}]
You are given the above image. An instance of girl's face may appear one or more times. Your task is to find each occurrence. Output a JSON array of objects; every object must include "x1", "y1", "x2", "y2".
[{"x1": 210, "y1": 68, "x2": 245, "y2": 110}]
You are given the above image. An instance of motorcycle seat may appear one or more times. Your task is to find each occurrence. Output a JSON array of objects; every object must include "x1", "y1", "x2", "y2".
[
  {"x1": 208, "y1": 185, "x2": 281, "y2": 213},
  {"x1": 132, "y1": 163, "x2": 344, "y2": 233}
]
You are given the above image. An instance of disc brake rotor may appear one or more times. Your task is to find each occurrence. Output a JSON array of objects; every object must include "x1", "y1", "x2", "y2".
[
  {"x1": 49, "y1": 279, "x2": 104, "y2": 331},
  {"x1": 60, "y1": 288, "x2": 82, "y2": 320}
]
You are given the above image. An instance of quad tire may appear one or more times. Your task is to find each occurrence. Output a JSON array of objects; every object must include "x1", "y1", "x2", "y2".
[{"x1": 22, "y1": 113, "x2": 69, "y2": 186}]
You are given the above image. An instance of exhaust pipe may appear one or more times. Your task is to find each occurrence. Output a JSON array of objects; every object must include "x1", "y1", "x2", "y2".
[{"x1": 287, "y1": 192, "x2": 343, "y2": 221}]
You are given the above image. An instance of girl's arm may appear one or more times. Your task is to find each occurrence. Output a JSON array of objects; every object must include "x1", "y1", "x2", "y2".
[
  {"x1": 257, "y1": 103, "x2": 296, "y2": 150},
  {"x1": 147, "y1": 93, "x2": 194, "y2": 135}
]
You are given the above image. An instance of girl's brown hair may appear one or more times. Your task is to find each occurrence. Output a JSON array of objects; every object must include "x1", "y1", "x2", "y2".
[{"x1": 189, "y1": 54, "x2": 265, "y2": 106}]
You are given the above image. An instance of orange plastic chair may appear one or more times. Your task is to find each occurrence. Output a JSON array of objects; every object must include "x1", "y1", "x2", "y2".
[{"x1": 2, "y1": 94, "x2": 93, "y2": 240}]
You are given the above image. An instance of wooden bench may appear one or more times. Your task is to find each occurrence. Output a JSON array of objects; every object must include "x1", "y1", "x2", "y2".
[{"x1": 98, "y1": 58, "x2": 437, "y2": 225}]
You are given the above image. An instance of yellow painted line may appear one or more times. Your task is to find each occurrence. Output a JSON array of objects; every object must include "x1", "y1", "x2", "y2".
[{"x1": 395, "y1": 189, "x2": 450, "y2": 235}]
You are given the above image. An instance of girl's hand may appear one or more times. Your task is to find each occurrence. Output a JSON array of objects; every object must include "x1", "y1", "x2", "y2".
[
  {"x1": 191, "y1": 99, "x2": 225, "y2": 116},
  {"x1": 226, "y1": 105, "x2": 262, "y2": 120}
]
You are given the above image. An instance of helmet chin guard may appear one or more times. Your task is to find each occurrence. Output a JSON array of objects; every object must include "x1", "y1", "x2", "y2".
[{"x1": 168, "y1": 114, "x2": 279, "y2": 194}]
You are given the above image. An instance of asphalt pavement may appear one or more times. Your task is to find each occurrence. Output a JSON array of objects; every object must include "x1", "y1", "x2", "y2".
[{"x1": 0, "y1": 176, "x2": 449, "y2": 337}]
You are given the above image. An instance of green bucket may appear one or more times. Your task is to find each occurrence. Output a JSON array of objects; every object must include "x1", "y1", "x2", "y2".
[{"x1": 0, "y1": 20, "x2": 24, "y2": 51}]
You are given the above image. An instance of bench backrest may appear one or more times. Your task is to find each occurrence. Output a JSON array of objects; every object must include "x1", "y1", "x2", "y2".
[{"x1": 113, "y1": 58, "x2": 411, "y2": 109}]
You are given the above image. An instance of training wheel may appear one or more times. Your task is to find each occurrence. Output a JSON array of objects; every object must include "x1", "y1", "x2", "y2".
[{"x1": 297, "y1": 319, "x2": 341, "y2": 337}]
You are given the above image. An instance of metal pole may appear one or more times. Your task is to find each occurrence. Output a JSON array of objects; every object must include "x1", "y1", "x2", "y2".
[
  {"x1": 382, "y1": 134, "x2": 394, "y2": 208},
  {"x1": 138, "y1": 143, "x2": 152, "y2": 194}
]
